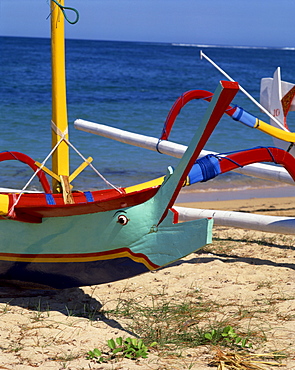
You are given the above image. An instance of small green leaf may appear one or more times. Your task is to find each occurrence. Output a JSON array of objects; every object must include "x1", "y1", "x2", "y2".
[
  {"x1": 125, "y1": 347, "x2": 136, "y2": 354},
  {"x1": 116, "y1": 337, "x2": 123, "y2": 346},
  {"x1": 93, "y1": 348, "x2": 102, "y2": 357},
  {"x1": 112, "y1": 347, "x2": 122, "y2": 355},
  {"x1": 107, "y1": 338, "x2": 116, "y2": 349},
  {"x1": 86, "y1": 351, "x2": 94, "y2": 359},
  {"x1": 235, "y1": 337, "x2": 242, "y2": 344},
  {"x1": 131, "y1": 338, "x2": 138, "y2": 346},
  {"x1": 225, "y1": 326, "x2": 233, "y2": 333},
  {"x1": 241, "y1": 338, "x2": 248, "y2": 347},
  {"x1": 86, "y1": 348, "x2": 106, "y2": 363},
  {"x1": 87, "y1": 348, "x2": 102, "y2": 359}
]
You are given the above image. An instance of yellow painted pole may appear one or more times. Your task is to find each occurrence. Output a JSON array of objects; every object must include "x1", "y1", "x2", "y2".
[
  {"x1": 51, "y1": 0, "x2": 69, "y2": 193},
  {"x1": 255, "y1": 120, "x2": 295, "y2": 143}
]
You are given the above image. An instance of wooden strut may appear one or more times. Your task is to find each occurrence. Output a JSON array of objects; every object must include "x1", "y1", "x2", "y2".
[
  {"x1": 35, "y1": 157, "x2": 93, "y2": 204},
  {"x1": 60, "y1": 175, "x2": 74, "y2": 204}
]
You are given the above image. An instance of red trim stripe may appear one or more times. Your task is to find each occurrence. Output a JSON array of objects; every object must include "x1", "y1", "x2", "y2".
[{"x1": 0, "y1": 247, "x2": 160, "y2": 269}]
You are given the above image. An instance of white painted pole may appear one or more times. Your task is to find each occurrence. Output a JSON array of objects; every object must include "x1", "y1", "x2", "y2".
[
  {"x1": 200, "y1": 51, "x2": 287, "y2": 131},
  {"x1": 175, "y1": 206, "x2": 295, "y2": 235},
  {"x1": 74, "y1": 119, "x2": 294, "y2": 185}
]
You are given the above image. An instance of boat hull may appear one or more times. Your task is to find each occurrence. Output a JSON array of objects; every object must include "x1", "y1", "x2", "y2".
[
  {"x1": 0, "y1": 81, "x2": 241, "y2": 288},
  {"x1": 0, "y1": 203, "x2": 213, "y2": 288},
  {"x1": 0, "y1": 256, "x2": 151, "y2": 289}
]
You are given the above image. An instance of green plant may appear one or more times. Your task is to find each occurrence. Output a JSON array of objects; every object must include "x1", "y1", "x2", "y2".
[
  {"x1": 203, "y1": 325, "x2": 252, "y2": 348},
  {"x1": 87, "y1": 336, "x2": 156, "y2": 363},
  {"x1": 87, "y1": 348, "x2": 106, "y2": 363},
  {"x1": 108, "y1": 337, "x2": 152, "y2": 359}
]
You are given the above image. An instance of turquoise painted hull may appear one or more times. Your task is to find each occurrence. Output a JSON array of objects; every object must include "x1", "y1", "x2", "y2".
[{"x1": 0, "y1": 209, "x2": 212, "y2": 288}]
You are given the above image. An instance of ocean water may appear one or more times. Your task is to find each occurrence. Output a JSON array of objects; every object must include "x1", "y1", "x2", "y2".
[{"x1": 1, "y1": 36, "x2": 295, "y2": 198}]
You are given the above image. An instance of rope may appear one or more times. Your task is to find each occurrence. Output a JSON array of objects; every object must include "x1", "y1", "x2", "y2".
[
  {"x1": 7, "y1": 123, "x2": 123, "y2": 218},
  {"x1": 50, "y1": 0, "x2": 79, "y2": 24},
  {"x1": 156, "y1": 139, "x2": 163, "y2": 154},
  {"x1": 219, "y1": 155, "x2": 244, "y2": 168},
  {"x1": 51, "y1": 121, "x2": 123, "y2": 193},
  {"x1": 265, "y1": 147, "x2": 277, "y2": 164},
  {"x1": 199, "y1": 152, "x2": 243, "y2": 169},
  {"x1": 197, "y1": 155, "x2": 219, "y2": 182},
  {"x1": 67, "y1": 139, "x2": 123, "y2": 193},
  {"x1": 211, "y1": 146, "x2": 280, "y2": 169},
  {"x1": 7, "y1": 137, "x2": 64, "y2": 218}
]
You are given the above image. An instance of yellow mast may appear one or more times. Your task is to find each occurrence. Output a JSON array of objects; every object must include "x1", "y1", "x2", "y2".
[{"x1": 51, "y1": 0, "x2": 69, "y2": 193}]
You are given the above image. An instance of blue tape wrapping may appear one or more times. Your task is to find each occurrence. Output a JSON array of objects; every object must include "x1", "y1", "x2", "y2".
[
  {"x1": 84, "y1": 191, "x2": 94, "y2": 202},
  {"x1": 188, "y1": 155, "x2": 221, "y2": 184},
  {"x1": 232, "y1": 106, "x2": 257, "y2": 128},
  {"x1": 45, "y1": 193, "x2": 56, "y2": 205}
]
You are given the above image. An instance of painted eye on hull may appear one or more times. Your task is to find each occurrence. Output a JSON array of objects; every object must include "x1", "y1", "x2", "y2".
[{"x1": 117, "y1": 214, "x2": 129, "y2": 225}]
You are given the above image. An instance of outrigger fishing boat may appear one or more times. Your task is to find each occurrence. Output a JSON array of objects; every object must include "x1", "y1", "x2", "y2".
[
  {"x1": 0, "y1": 1, "x2": 241, "y2": 289},
  {"x1": 1, "y1": 1, "x2": 295, "y2": 290}
]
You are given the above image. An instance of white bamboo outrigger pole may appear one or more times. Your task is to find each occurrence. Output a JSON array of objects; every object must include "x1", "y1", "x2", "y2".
[
  {"x1": 74, "y1": 119, "x2": 295, "y2": 235},
  {"x1": 175, "y1": 206, "x2": 295, "y2": 235},
  {"x1": 74, "y1": 119, "x2": 294, "y2": 185}
]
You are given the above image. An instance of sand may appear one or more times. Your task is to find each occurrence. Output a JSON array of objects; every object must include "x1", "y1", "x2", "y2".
[{"x1": 0, "y1": 196, "x2": 294, "y2": 369}]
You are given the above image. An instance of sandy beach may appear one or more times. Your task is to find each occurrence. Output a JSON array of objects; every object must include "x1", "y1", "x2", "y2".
[{"x1": 0, "y1": 195, "x2": 294, "y2": 369}]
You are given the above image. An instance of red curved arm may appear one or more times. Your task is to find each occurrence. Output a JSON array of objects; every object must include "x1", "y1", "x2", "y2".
[
  {"x1": 219, "y1": 147, "x2": 295, "y2": 182},
  {"x1": 0, "y1": 151, "x2": 52, "y2": 193},
  {"x1": 161, "y1": 89, "x2": 236, "y2": 141}
]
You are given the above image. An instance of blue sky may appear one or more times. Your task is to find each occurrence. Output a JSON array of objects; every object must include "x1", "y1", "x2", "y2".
[{"x1": 0, "y1": 0, "x2": 294, "y2": 48}]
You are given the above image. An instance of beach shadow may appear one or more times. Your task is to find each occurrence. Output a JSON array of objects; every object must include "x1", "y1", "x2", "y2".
[
  {"x1": 201, "y1": 252, "x2": 294, "y2": 270},
  {"x1": 214, "y1": 236, "x2": 295, "y2": 251},
  {"x1": 165, "y1": 249, "x2": 295, "y2": 271},
  {"x1": 0, "y1": 284, "x2": 136, "y2": 336},
  {"x1": 162, "y1": 235, "x2": 295, "y2": 270}
]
